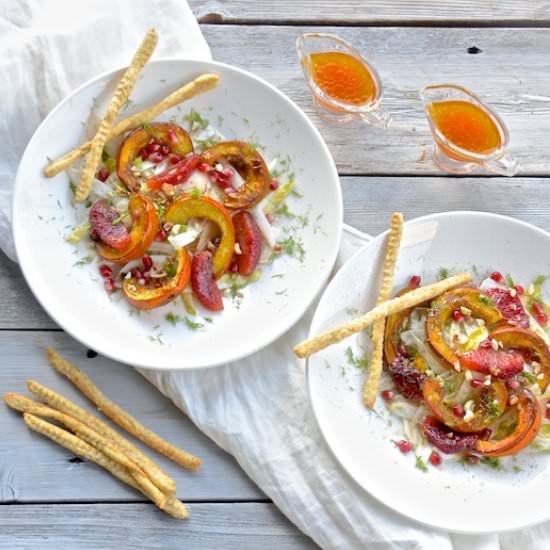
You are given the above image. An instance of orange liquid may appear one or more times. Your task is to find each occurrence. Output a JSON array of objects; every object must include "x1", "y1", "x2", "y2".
[
  {"x1": 308, "y1": 51, "x2": 377, "y2": 107},
  {"x1": 428, "y1": 100, "x2": 501, "y2": 157}
]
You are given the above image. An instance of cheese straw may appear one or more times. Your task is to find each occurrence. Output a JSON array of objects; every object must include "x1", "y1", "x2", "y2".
[{"x1": 294, "y1": 273, "x2": 472, "y2": 359}]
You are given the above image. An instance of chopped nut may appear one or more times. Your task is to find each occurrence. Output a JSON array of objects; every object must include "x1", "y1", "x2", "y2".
[
  {"x1": 453, "y1": 361, "x2": 461, "y2": 372},
  {"x1": 490, "y1": 339, "x2": 499, "y2": 351},
  {"x1": 460, "y1": 306, "x2": 472, "y2": 317},
  {"x1": 509, "y1": 395, "x2": 519, "y2": 406},
  {"x1": 464, "y1": 370, "x2": 473, "y2": 381},
  {"x1": 510, "y1": 288, "x2": 517, "y2": 298}
]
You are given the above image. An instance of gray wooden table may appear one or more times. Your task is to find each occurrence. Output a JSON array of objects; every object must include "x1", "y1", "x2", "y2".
[{"x1": 2, "y1": 2, "x2": 550, "y2": 548}]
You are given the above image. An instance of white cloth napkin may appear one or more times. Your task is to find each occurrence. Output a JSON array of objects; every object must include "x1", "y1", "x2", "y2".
[{"x1": 1, "y1": 2, "x2": 547, "y2": 548}]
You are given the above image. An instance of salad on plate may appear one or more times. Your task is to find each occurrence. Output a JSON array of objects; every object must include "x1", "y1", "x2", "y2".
[
  {"x1": 381, "y1": 270, "x2": 550, "y2": 467},
  {"x1": 64, "y1": 113, "x2": 301, "y2": 315}
]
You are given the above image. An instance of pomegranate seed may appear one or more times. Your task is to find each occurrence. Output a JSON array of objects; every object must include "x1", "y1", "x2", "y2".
[
  {"x1": 96, "y1": 167, "x2": 110, "y2": 182},
  {"x1": 506, "y1": 379, "x2": 520, "y2": 390},
  {"x1": 266, "y1": 213, "x2": 274, "y2": 224},
  {"x1": 470, "y1": 378, "x2": 483, "y2": 389},
  {"x1": 149, "y1": 152, "x2": 164, "y2": 164},
  {"x1": 381, "y1": 389, "x2": 394, "y2": 402},
  {"x1": 490, "y1": 271, "x2": 504, "y2": 283},
  {"x1": 429, "y1": 450, "x2": 441, "y2": 466},
  {"x1": 90, "y1": 228, "x2": 100, "y2": 241},
  {"x1": 168, "y1": 153, "x2": 182, "y2": 164},
  {"x1": 479, "y1": 428, "x2": 492, "y2": 441},
  {"x1": 198, "y1": 162, "x2": 210, "y2": 172},
  {"x1": 161, "y1": 144, "x2": 171, "y2": 155},
  {"x1": 546, "y1": 407, "x2": 550, "y2": 420},
  {"x1": 532, "y1": 302, "x2": 548, "y2": 326},
  {"x1": 409, "y1": 275, "x2": 421, "y2": 287},
  {"x1": 270, "y1": 179, "x2": 279, "y2": 190},
  {"x1": 513, "y1": 284, "x2": 524, "y2": 296},
  {"x1": 479, "y1": 339, "x2": 492, "y2": 349},
  {"x1": 396, "y1": 440, "x2": 412, "y2": 454},
  {"x1": 138, "y1": 278, "x2": 146, "y2": 286},
  {"x1": 157, "y1": 229, "x2": 168, "y2": 241},
  {"x1": 142, "y1": 255, "x2": 153, "y2": 270},
  {"x1": 141, "y1": 149, "x2": 149, "y2": 161},
  {"x1": 452, "y1": 404, "x2": 465, "y2": 417},
  {"x1": 99, "y1": 265, "x2": 112, "y2": 278},
  {"x1": 104, "y1": 278, "x2": 115, "y2": 293},
  {"x1": 167, "y1": 129, "x2": 177, "y2": 143},
  {"x1": 452, "y1": 309, "x2": 464, "y2": 322},
  {"x1": 130, "y1": 268, "x2": 142, "y2": 279},
  {"x1": 229, "y1": 257, "x2": 239, "y2": 273}
]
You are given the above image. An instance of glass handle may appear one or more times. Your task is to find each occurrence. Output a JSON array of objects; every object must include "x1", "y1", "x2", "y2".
[
  {"x1": 358, "y1": 109, "x2": 392, "y2": 129},
  {"x1": 483, "y1": 154, "x2": 519, "y2": 177}
]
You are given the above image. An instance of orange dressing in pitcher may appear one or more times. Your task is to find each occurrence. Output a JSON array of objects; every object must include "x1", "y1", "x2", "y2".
[
  {"x1": 428, "y1": 100, "x2": 501, "y2": 156},
  {"x1": 308, "y1": 51, "x2": 376, "y2": 106}
]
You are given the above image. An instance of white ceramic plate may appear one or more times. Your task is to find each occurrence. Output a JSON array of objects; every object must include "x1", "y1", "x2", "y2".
[
  {"x1": 13, "y1": 59, "x2": 342, "y2": 370},
  {"x1": 307, "y1": 211, "x2": 550, "y2": 534}
]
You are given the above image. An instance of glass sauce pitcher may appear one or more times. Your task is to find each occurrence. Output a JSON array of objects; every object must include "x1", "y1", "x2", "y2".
[
  {"x1": 420, "y1": 84, "x2": 519, "y2": 176},
  {"x1": 296, "y1": 33, "x2": 391, "y2": 128}
]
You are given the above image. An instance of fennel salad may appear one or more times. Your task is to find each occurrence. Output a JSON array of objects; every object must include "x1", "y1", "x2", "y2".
[
  {"x1": 65, "y1": 109, "x2": 307, "y2": 322},
  {"x1": 362, "y1": 271, "x2": 550, "y2": 471}
]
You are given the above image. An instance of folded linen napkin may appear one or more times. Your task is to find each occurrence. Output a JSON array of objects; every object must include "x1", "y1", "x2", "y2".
[{"x1": 1, "y1": 2, "x2": 547, "y2": 548}]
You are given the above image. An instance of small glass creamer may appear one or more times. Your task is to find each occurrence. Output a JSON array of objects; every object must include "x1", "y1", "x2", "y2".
[
  {"x1": 420, "y1": 83, "x2": 519, "y2": 176},
  {"x1": 296, "y1": 33, "x2": 391, "y2": 128}
]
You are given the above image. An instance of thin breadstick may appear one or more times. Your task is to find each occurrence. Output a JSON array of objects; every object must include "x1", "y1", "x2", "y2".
[
  {"x1": 46, "y1": 347, "x2": 201, "y2": 471},
  {"x1": 4, "y1": 392, "x2": 139, "y2": 474},
  {"x1": 44, "y1": 73, "x2": 219, "y2": 178},
  {"x1": 27, "y1": 379, "x2": 176, "y2": 495},
  {"x1": 22, "y1": 413, "x2": 187, "y2": 519},
  {"x1": 75, "y1": 28, "x2": 158, "y2": 202},
  {"x1": 363, "y1": 213, "x2": 404, "y2": 408},
  {"x1": 294, "y1": 273, "x2": 472, "y2": 359}
]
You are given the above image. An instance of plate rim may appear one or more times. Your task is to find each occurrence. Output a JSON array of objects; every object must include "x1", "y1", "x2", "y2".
[
  {"x1": 306, "y1": 210, "x2": 550, "y2": 534},
  {"x1": 13, "y1": 57, "x2": 343, "y2": 370}
]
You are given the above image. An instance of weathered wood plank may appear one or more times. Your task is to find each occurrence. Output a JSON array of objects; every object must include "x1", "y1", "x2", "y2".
[
  {"x1": 0, "y1": 331, "x2": 263, "y2": 502},
  {"x1": 1, "y1": 176, "x2": 549, "y2": 329},
  {"x1": 192, "y1": 0, "x2": 550, "y2": 24},
  {"x1": 0, "y1": 251, "x2": 56, "y2": 329},
  {"x1": 0, "y1": 503, "x2": 317, "y2": 549},
  {"x1": 202, "y1": 25, "x2": 550, "y2": 176}
]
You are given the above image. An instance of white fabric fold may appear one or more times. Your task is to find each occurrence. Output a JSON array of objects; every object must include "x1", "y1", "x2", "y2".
[{"x1": 1, "y1": 2, "x2": 547, "y2": 548}]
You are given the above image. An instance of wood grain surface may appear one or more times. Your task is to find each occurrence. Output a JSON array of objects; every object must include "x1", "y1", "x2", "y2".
[
  {"x1": 0, "y1": 503, "x2": 317, "y2": 549},
  {"x1": 203, "y1": 25, "x2": 550, "y2": 176},
  {"x1": 192, "y1": 0, "x2": 550, "y2": 24}
]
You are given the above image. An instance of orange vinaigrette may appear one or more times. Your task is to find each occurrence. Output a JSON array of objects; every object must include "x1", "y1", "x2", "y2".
[
  {"x1": 308, "y1": 51, "x2": 377, "y2": 108},
  {"x1": 428, "y1": 100, "x2": 502, "y2": 158}
]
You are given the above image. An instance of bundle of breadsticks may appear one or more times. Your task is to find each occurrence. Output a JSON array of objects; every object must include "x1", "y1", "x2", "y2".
[
  {"x1": 294, "y1": 212, "x2": 472, "y2": 407},
  {"x1": 43, "y1": 27, "x2": 220, "y2": 204},
  {"x1": 5, "y1": 346, "x2": 199, "y2": 518}
]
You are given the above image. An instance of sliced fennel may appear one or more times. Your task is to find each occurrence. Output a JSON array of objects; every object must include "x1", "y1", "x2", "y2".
[{"x1": 66, "y1": 221, "x2": 91, "y2": 244}]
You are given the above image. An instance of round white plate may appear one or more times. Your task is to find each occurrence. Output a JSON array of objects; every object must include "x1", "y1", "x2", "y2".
[
  {"x1": 13, "y1": 59, "x2": 342, "y2": 370},
  {"x1": 307, "y1": 211, "x2": 550, "y2": 534}
]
